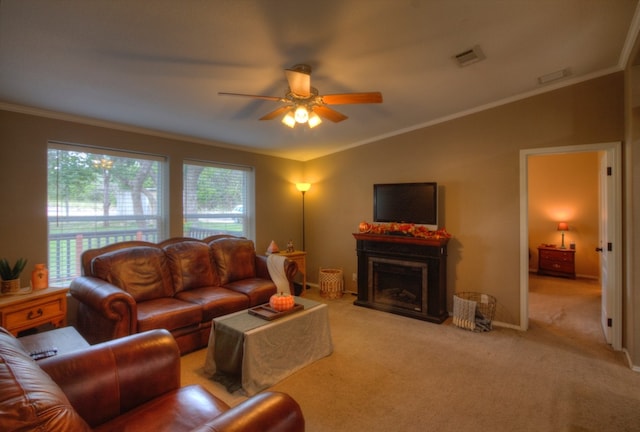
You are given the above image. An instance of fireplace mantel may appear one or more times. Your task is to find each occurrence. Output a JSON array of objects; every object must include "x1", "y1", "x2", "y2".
[
  {"x1": 353, "y1": 233, "x2": 448, "y2": 323},
  {"x1": 352, "y1": 233, "x2": 449, "y2": 247}
]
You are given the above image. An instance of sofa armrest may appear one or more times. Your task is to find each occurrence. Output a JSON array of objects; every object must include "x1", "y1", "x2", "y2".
[
  {"x1": 191, "y1": 391, "x2": 304, "y2": 432},
  {"x1": 39, "y1": 329, "x2": 180, "y2": 429},
  {"x1": 70, "y1": 276, "x2": 137, "y2": 343}
]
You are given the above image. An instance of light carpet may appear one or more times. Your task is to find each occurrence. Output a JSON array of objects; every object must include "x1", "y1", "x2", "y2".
[{"x1": 181, "y1": 277, "x2": 640, "y2": 431}]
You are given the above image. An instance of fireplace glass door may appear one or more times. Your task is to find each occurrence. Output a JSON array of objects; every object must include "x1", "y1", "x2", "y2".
[{"x1": 368, "y1": 257, "x2": 428, "y2": 313}]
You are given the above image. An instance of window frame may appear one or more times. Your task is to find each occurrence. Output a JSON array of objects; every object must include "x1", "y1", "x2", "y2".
[
  {"x1": 182, "y1": 159, "x2": 255, "y2": 241},
  {"x1": 47, "y1": 141, "x2": 168, "y2": 285}
]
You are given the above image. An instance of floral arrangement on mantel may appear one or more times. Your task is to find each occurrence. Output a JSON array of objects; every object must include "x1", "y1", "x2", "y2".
[{"x1": 358, "y1": 221, "x2": 452, "y2": 239}]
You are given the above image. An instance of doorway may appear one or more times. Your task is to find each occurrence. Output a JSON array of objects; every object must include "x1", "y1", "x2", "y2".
[{"x1": 519, "y1": 142, "x2": 622, "y2": 350}]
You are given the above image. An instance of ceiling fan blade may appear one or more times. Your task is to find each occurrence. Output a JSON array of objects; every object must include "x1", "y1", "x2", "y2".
[
  {"x1": 313, "y1": 105, "x2": 348, "y2": 123},
  {"x1": 259, "y1": 106, "x2": 291, "y2": 121},
  {"x1": 321, "y1": 92, "x2": 383, "y2": 105},
  {"x1": 285, "y1": 67, "x2": 311, "y2": 98},
  {"x1": 218, "y1": 92, "x2": 282, "y2": 102}
]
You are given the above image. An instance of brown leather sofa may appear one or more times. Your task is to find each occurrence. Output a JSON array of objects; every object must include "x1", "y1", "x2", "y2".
[
  {"x1": 71, "y1": 235, "x2": 297, "y2": 354},
  {"x1": 0, "y1": 326, "x2": 304, "y2": 431}
]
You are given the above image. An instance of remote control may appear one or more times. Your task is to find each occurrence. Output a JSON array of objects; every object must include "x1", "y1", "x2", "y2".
[{"x1": 30, "y1": 348, "x2": 58, "y2": 360}]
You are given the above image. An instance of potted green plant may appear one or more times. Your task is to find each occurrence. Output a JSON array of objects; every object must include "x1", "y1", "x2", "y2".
[{"x1": 0, "y1": 258, "x2": 28, "y2": 294}]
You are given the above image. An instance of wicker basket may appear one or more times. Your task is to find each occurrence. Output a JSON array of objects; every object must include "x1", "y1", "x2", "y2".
[
  {"x1": 453, "y1": 292, "x2": 496, "y2": 331},
  {"x1": 319, "y1": 268, "x2": 344, "y2": 299},
  {"x1": 1, "y1": 279, "x2": 21, "y2": 294}
]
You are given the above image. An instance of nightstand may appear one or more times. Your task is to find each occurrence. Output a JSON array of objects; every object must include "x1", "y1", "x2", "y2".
[
  {"x1": 537, "y1": 246, "x2": 576, "y2": 279},
  {"x1": 279, "y1": 250, "x2": 307, "y2": 295},
  {"x1": 0, "y1": 286, "x2": 69, "y2": 336}
]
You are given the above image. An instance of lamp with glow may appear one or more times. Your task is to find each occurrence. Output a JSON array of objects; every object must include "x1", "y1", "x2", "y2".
[{"x1": 557, "y1": 222, "x2": 569, "y2": 249}]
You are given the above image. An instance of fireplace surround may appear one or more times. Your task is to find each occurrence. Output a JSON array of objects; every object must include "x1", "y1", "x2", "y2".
[{"x1": 353, "y1": 233, "x2": 448, "y2": 323}]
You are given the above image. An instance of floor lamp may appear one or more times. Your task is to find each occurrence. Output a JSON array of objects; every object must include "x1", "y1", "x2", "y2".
[{"x1": 296, "y1": 183, "x2": 311, "y2": 251}]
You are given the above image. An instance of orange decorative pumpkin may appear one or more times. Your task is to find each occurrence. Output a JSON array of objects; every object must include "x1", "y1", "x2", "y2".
[
  {"x1": 269, "y1": 292, "x2": 295, "y2": 311},
  {"x1": 359, "y1": 221, "x2": 371, "y2": 233}
]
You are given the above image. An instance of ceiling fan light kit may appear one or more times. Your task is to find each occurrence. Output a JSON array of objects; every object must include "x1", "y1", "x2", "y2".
[
  {"x1": 294, "y1": 106, "x2": 309, "y2": 123},
  {"x1": 282, "y1": 112, "x2": 297, "y2": 128},
  {"x1": 307, "y1": 112, "x2": 322, "y2": 128},
  {"x1": 219, "y1": 64, "x2": 382, "y2": 129}
]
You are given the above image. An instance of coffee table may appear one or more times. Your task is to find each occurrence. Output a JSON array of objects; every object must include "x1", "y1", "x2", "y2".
[{"x1": 204, "y1": 296, "x2": 333, "y2": 395}]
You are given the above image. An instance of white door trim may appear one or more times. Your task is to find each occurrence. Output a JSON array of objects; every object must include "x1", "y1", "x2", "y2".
[{"x1": 519, "y1": 142, "x2": 622, "y2": 350}]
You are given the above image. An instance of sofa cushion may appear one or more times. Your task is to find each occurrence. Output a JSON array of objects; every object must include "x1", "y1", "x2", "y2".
[
  {"x1": 175, "y1": 286, "x2": 251, "y2": 322},
  {"x1": 136, "y1": 298, "x2": 203, "y2": 333},
  {"x1": 93, "y1": 385, "x2": 229, "y2": 432},
  {"x1": 210, "y1": 238, "x2": 257, "y2": 285},
  {"x1": 164, "y1": 241, "x2": 220, "y2": 292},
  {"x1": 92, "y1": 246, "x2": 174, "y2": 302},
  {"x1": 0, "y1": 328, "x2": 91, "y2": 431},
  {"x1": 224, "y1": 278, "x2": 277, "y2": 307}
]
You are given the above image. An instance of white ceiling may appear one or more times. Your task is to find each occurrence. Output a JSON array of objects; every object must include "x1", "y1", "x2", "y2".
[{"x1": 1, "y1": 0, "x2": 639, "y2": 161}]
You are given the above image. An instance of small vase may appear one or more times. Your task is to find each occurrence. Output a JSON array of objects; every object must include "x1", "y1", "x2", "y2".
[
  {"x1": 31, "y1": 264, "x2": 48, "y2": 290},
  {"x1": 1, "y1": 278, "x2": 21, "y2": 294}
]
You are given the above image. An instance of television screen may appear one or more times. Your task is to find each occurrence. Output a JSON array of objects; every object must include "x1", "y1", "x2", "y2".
[{"x1": 373, "y1": 182, "x2": 438, "y2": 228}]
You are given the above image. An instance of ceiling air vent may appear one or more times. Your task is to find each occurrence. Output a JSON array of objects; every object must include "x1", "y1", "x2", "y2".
[
  {"x1": 537, "y1": 68, "x2": 572, "y2": 85},
  {"x1": 454, "y1": 45, "x2": 485, "y2": 67}
]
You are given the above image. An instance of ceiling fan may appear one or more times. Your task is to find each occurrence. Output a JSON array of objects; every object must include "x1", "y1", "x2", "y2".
[{"x1": 219, "y1": 64, "x2": 383, "y2": 128}]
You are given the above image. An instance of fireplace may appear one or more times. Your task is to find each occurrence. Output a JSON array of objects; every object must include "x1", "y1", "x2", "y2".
[
  {"x1": 369, "y1": 257, "x2": 427, "y2": 313},
  {"x1": 353, "y1": 233, "x2": 448, "y2": 323}
]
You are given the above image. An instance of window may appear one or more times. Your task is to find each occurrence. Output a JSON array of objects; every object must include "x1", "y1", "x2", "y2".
[
  {"x1": 183, "y1": 160, "x2": 253, "y2": 240},
  {"x1": 48, "y1": 143, "x2": 166, "y2": 285}
]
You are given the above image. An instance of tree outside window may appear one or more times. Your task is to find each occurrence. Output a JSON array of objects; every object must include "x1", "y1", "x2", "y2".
[{"x1": 47, "y1": 144, "x2": 165, "y2": 285}]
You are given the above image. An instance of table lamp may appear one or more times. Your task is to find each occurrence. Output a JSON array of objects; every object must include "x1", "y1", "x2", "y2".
[{"x1": 557, "y1": 222, "x2": 569, "y2": 249}]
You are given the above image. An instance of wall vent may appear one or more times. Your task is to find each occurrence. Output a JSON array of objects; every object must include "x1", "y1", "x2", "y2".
[{"x1": 453, "y1": 45, "x2": 485, "y2": 67}]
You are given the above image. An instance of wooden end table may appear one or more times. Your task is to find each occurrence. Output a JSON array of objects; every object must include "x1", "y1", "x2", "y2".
[
  {"x1": 0, "y1": 286, "x2": 69, "y2": 336},
  {"x1": 19, "y1": 326, "x2": 90, "y2": 360},
  {"x1": 279, "y1": 250, "x2": 307, "y2": 295}
]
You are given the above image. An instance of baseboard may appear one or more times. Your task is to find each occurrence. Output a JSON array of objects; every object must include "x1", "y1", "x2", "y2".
[
  {"x1": 445, "y1": 311, "x2": 524, "y2": 331},
  {"x1": 622, "y1": 348, "x2": 640, "y2": 372},
  {"x1": 492, "y1": 320, "x2": 525, "y2": 331},
  {"x1": 528, "y1": 268, "x2": 599, "y2": 280}
]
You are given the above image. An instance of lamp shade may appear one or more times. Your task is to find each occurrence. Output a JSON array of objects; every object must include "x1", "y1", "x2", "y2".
[
  {"x1": 557, "y1": 222, "x2": 569, "y2": 231},
  {"x1": 282, "y1": 111, "x2": 296, "y2": 128},
  {"x1": 296, "y1": 182, "x2": 311, "y2": 192},
  {"x1": 294, "y1": 106, "x2": 309, "y2": 124},
  {"x1": 307, "y1": 112, "x2": 322, "y2": 128}
]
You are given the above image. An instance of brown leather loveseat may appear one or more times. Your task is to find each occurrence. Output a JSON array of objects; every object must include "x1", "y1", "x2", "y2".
[
  {"x1": 71, "y1": 235, "x2": 297, "y2": 354},
  {"x1": 0, "y1": 326, "x2": 304, "y2": 431}
]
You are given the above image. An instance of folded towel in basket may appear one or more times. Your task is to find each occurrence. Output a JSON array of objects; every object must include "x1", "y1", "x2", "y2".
[{"x1": 453, "y1": 295, "x2": 477, "y2": 331}]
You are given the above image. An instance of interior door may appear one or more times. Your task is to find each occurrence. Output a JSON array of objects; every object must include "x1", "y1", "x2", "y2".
[
  {"x1": 598, "y1": 150, "x2": 615, "y2": 344},
  {"x1": 598, "y1": 145, "x2": 622, "y2": 350},
  {"x1": 521, "y1": 142, "x2": 621, "y2": 349}
]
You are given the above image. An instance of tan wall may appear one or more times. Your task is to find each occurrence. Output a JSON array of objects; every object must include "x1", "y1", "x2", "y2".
[
  {"x1": 624, "y1": 46, "x2": 640, "y2": 367},
  {"x1": 0, "y1": 71, "x2": 633, "y2": 358},
  {"x1": 304, "y1": 73, "x2": 624, "y2": 326},
  {"x1": 528, "y1": 152, "x2": 600, "y2": 278},
  {"x1": 0, "y1": 110, "x2": 304, "y2": 284}
]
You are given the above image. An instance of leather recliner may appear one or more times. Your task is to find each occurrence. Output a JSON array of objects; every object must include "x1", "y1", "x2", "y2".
[{"x1": 0, "y1": 326, "x2": 304, "y2": 431}]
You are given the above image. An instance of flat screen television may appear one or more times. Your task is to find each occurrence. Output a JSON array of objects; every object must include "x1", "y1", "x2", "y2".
[{"x1": 373, "y1": 182, "x2": 438, "y2": 230}]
